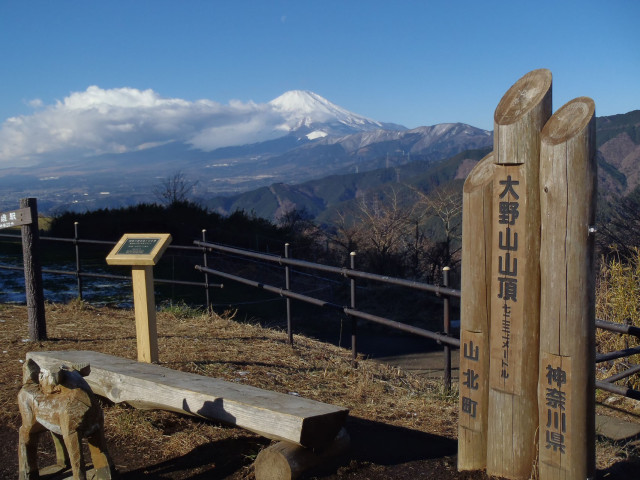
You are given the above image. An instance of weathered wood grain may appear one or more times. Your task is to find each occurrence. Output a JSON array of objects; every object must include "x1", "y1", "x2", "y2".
[
  {"x1": 458, "y1": 152, "x2": 495, "y2": 471},
  {"x1": 26, "y1": 351, "x2": 348, "y2": 449},
  {"x1": 539, "y1": 97, "x2": 596, "y2": 480},
  {"x1": 486, "y1": 68, "x2": 551, "y2": 480},
  {"x1": 494, "y1": 69, "x2": 553, "y2": 166}
]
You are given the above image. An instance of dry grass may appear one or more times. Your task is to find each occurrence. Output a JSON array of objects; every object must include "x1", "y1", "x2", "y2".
[
  {"x1": 2, "y1": 300, "x2": 639, "y2": 478},
  {"x1": 0, "y1": 301, "x2": 458, "y2": 479}
]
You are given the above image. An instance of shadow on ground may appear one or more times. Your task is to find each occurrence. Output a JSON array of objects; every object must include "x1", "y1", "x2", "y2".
[
  {"x1": 345, "y1": 416, "x2": 457, "y2": 464},
  {"x1": 113, "y1": 417, "x2": 461, "y2": 480},
  {"x1": 598, "y1": 458, "x2": 640, "y2": 479},
  {"x1": 117, "y1": 436, "x2": 269, "y2": 480}
]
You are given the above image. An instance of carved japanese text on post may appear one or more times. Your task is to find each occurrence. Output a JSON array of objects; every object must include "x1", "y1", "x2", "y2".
[
  {"x1": 539, "y1": 352, "x2": 572, "y2": 470},
  {"x1": 490, "y1": 168, "x2": 526, "y2": 393},
  {"x1": 460, "y1": 330, "x2": 485, "y2": 432}
]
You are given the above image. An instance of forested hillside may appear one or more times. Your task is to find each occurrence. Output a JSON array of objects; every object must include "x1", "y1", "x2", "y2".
[{"x1": 205, "y1": 110, "x2": 640, "y2": 225}]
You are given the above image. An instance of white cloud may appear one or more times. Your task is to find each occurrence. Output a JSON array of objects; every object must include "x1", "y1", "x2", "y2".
[
  {"x1": 0, "y1": 86, "x2": 291, "y2": 168},
  {"x1": 27, "y1": 98, "x2": 43, "y2": 108}
]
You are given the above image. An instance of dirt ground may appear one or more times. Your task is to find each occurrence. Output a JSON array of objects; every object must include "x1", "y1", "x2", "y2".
[{"x1": 1, "y1": 302, "x2": 639, "y2": 479}]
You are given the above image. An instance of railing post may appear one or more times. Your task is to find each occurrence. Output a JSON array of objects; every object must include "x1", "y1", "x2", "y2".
[
  {"x1": 202, "y1": 229, "x2": 211, "y2": 311},
  {"x1": 443, "y1": 266, "x2": 452, "y2": 392},
  {"x1": 350, "y1": 251, "x2": 357, "y2": 363},
  {"x1": 74, "y1": 221, "x2": 83, "y2": 300},
  {"x1": 285, "y1": 243, "x2": 293, "y2": 345}
]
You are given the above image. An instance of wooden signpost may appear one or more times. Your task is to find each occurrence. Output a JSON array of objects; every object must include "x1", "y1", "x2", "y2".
[
  {"x1": 487, "y1": 68, "x2": 551, "y2": 480},
  {"x1": 0, "y1": 198, "x2": 46, "y2": 341},
  {"x1": 458, "y1": 70, "x2": 596, "y2": 480},
  {"x1": 458, "y1": 152, "x2": 496, "y2": 470},
  {"x1": 106, "y1": 233, "x2": 172, "y2": 363},
  {"x1": 538, "y1": 97, "x2": 596, "y2": 479}
]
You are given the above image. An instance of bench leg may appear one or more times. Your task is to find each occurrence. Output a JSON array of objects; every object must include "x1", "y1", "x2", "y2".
[{"x1": 254, "y1": 428, "x2": 350, "y2": 480}]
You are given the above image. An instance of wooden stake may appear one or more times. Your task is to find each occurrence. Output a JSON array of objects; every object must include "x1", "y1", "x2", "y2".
[
  {"x1": 539, "y1": 97, "x2": 596, "y2": 479},
  {"x1": 20, "y1": 197, "x2": 46, "y2": 341},
  {"x1": 486, "y1": 69, "x2": 552, "y2": 480},
  {"x1": 458, "y1": 152, "x2": 496, "y2": 471}
]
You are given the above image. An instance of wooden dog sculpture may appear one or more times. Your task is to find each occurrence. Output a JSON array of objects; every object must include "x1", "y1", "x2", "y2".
[{"x1": 18, "y1": 359, "x2": 114, "y2": 480}]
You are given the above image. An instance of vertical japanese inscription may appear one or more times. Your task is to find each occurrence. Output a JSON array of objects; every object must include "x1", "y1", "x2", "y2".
[
  {"x1": 459, "y1": 331, "x2": 485, "y2": 432},
  {"x1": 490, "y1": 168, "x2": 525, "y2": 393},
  {"x1": 539, "y1": 352, "x2": 572, "y2": 469}
]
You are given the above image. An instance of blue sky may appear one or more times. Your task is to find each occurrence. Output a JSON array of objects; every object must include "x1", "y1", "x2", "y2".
[{"x1": 0, "y1": 0, "x2": 638, "y2": 161}]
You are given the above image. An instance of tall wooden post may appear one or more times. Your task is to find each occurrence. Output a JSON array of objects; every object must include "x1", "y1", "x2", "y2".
[
  {"x1": 538, "y1": 97, "x2": 596, "y2": 479},
  {"x1": 20, "y1": 198, "x2": 47, "y2": 341},
  {"x1": 486, "y1": 69, "x2": 552, "y2": 480},
  {"x1": 458, "y1": 153, "x2": 497, "y2": 470}
]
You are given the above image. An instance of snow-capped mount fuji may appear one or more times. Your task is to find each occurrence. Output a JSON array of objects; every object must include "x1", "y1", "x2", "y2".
[
  {"x1": 0, "y1": 86, "x2": 495, "y2": 213},
  {"x1": 269, "y1": 90, "x2": 404, "y2": 139}
]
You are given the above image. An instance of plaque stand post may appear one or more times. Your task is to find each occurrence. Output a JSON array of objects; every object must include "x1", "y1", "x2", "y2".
[{"x1": 132, "y1": 265, "x2": 159, "y2": 363}]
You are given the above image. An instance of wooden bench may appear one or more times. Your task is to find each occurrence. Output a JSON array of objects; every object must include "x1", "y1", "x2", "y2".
[{"x1": 26, "y1": 350, "x2": 348, "y2": 450}]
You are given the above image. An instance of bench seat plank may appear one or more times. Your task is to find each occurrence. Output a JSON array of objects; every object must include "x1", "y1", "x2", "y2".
[{"x1": 27, "y1": 350, "x2": 348, "y2": 448}]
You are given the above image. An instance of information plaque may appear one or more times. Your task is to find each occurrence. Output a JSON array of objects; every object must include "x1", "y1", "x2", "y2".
[
  {"x1": 118, "y1": 238, "x2": 160, "y2": 256},
  {"x1": 106, "y1": 233, "x2": 172, "y2": 266}
]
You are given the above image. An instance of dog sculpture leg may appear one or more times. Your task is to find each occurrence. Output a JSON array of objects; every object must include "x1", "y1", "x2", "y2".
[
  {"x1": 18, "y1": 424, "x2": 41, "y2": 480},
  {"x1": 63, "y1": 430, "x2": 87, "y2": 480},
  {"x1": 18, "y1": 387, "x2": 42, "y2": 480},
  {"x1": 51, "y1": 431, "x2": 71, "y2": 469},
  {"x1": 87, "y1": 425, "x2": 114, "y2": 480}
]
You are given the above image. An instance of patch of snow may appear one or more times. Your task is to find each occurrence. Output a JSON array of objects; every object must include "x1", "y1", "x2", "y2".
[{"x1": 306, "y1": 130, "x2": 328, "y2": 140}]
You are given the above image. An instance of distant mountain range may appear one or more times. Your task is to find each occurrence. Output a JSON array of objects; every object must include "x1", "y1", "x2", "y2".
[
  {"x1": 0, "y1": 90, "x2": 492, "y2": 213},
  {"x1": 0, "y1": 89, "x2": 637, "y2": 220},
  {"x1": 204, "y1": 147, "x2": 493, "y2": 224},
  {"x1": 206, "y1": 109, "x2": 640, "y2": 223}
]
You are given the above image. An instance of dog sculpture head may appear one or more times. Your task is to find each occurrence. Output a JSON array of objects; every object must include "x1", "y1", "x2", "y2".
[{"x1": 23, "y1": 359, "x2": 91, "y2": 394}]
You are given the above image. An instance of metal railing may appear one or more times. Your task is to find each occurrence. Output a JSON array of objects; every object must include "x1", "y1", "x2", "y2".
[
  {"x1": 193, "y1": 239, "x2": 461, "y2": 390},
  {"x1": 0, "y1": 227, "x2": 222, "y2": 305},
  {"x1": 0, "y1": 228, "x2": 461, "y2": 389},
  {"x1": 3, "y1": 229, "x2": 640, "y2": 399},
  {"x1": 595, "y1": 319, "x2": 640, "y2": 400},
  {"x1": 193, "y1": 239, "x2": 640, "y2": 400}
]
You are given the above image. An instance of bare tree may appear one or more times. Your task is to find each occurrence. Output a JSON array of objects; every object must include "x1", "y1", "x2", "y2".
[
  {"x1": 326, "y1": 210, "x2": 359, "y2": 255},
  {"x1": 349, "y1": 188, "x2": 419, "y2": 275},
  {"x1": 413, "y1": 184, "x2": 463, "y2": 269},
  {"x1": 153, "y1": 171, "x2": 198, "y2": 206}
]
